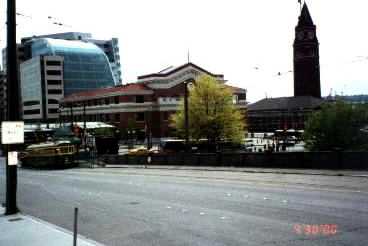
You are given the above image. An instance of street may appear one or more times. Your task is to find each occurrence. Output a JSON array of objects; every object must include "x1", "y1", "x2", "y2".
[{"x1": 1, "y1": 159, "x2": 368, "y2": 246}]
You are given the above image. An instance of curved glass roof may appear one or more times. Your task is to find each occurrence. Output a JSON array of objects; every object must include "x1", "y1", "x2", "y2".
[{"x1": 30, "y1": 38, "x2": 115, "y2": 96}]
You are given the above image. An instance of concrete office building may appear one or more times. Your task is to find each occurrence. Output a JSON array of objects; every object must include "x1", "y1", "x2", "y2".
[
  {"x1": 19, "y1": 37, "x2": 118, "y2": 122},
  {"x1": 20, "y1": 56, "x2": 64, "y2": 122},
  {"x1": 21, "y1": 32, "x2": 122, "y2": 84}
]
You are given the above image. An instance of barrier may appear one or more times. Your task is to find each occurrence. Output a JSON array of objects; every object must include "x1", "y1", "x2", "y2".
[{"x1": 100, "y1": 151, "x2": 368, "y2": 170}]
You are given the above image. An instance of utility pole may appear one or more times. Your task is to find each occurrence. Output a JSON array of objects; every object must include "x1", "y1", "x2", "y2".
[{"x1": 5, "y1": 0, "x2": 20, "y2": 215}]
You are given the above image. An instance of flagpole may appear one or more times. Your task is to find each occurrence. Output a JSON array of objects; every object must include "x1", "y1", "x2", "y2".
[{"x1": 298, "y1": 0, "x2": 303, "y2": 13}]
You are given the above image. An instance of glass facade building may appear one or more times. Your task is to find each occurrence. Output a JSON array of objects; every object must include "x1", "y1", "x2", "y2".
[{"x1": 29, "y1": 38, "x2": 115, "y2": 96}]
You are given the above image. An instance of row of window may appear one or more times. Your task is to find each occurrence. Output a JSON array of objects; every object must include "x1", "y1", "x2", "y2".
[
  {"x1": 47, "y1": 80, "x2": 62, "y2": 85},
  {"x1": 46, "y1": 70, "x2": 62, "y2": 76},
  {"x1": 68, "y1": 95, "x2": 146, "y2": 107},
  {"x1": 48, "y1": 89, "x2": 62, "y2": 95},
  {"x1": 67, "y1": 112, "x2": 171, "y2": 123},
  {"x1": 46, "y1": 60, "x2": 62, "y2": 66},
  {"x1": 23, "y1": 99, "x2": 59, "y2": 107},
  {"x1": 24, "y1": 108, "x2": 61, "y2": 115}
]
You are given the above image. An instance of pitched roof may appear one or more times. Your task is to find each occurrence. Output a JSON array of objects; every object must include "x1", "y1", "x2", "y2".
[
  {"x1": 224, "y1": 84, "x2": 246, "y2": 93},
  {"x1": 62, "y1": 83, "x2": 153, "y2": 102},
  {"x1": 138, "y1": 62, "x2": 224, "y2": 80},
  {"x1": 298, "y1": 3, "x2": 314, "y2": 26},
  {"x1": 248, "y1": 96, "x2": 324, "y2": 111}
]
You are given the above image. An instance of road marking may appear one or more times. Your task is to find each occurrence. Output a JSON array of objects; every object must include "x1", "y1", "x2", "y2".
[
  {"x1": 263, "y1": 197, "x2": 269, "y2": 200},
  {"x1": 200, "y1": 212, "x2": 205, "y2": 216},
  {"x1": 167, "y1": 206, "x2": 172, "y2": 209},
  {"x1": 282, "y1": 200, "x2": 288, "y2": 203},
  {"x1": 227, "y1": 193, "x2": 232, "y2": 197}
]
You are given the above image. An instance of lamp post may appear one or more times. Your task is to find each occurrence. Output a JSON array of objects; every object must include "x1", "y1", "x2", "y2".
[
  {"x1": 5, "y1": 0, "x2": 20, "y2": 215},
  {"x1": 82, "y1": 103, "x2": 87, "y2": 148},
  {"x1": 58, "y1": 106, "x2": 63, "y2": 128},
  {"x1": 70, "y1": 103, "x2": 74, "y2": 129},
  {"x1": 184, "y1": 79, "x2": 194, "y2": 152},
  {"x1": 145, "y1": 106, "x2": 153, "y2": 150}
]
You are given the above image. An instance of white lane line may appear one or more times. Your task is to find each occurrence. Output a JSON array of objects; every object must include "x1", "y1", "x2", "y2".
[{"x1": 200, "y1": 212, "x2": 205, "y2": 216}]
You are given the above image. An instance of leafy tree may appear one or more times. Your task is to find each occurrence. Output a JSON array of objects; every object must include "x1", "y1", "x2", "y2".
[
  {"x1": 304, "y1": 101, "x2": 368, "y2": 151},
  {"x1": 171, "y1": 75, "x2": 246, "y2": 145}
]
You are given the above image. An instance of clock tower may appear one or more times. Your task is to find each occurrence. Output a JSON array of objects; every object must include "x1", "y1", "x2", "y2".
[{"x1": 293, "y1": 2, "x2": 321, "y2": 98}]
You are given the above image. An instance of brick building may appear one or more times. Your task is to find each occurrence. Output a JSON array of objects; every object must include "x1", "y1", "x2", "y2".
[
  {"x1": 248, "y1": 3, "x2": 324, "y2": 133},
  {"x1": 61, "y1": 62, "x2": 247, "y2": 139}
]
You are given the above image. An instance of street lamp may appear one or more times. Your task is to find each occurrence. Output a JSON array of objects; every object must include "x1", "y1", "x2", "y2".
[
  {"x1": 145, "y1": 106, "x2": 153, "y2": 150},
  {"x1": 184, "y1": 79, "x2": 194, "y2": 152},
  {"x1": 70, "y1": 103, "x2": 74, "y2": 129}
]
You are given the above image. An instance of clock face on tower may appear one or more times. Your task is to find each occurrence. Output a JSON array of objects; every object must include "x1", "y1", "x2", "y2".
[
  {"x1": 297, "y1": 31, "x2": 304, "y2": 40},
  {"x1": 307, "y1": 31, "x2": 315, "y2": 40}
]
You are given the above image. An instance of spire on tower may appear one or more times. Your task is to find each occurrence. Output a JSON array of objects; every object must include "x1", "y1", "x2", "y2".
[{"x1": 298, "y1": 2, "x2": 314, "y2": 26}]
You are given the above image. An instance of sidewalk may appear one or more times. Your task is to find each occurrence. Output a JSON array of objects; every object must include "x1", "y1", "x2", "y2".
[
  {"x1": 0, "y1": 207, "x2": 103, "y2": 246},
  {"x1": 104, "y1": 164, "x2": 368, "y2": 177}
]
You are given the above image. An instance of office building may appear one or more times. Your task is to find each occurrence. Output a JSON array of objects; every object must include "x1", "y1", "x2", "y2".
[
  {"x1": 21, "y1": 32, "x2": 122, "y2": 84},
  {"x1": 20, "y1": 56, "x2": 64, "y2": 122}
]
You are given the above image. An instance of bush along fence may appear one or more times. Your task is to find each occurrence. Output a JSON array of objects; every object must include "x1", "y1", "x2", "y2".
[{"x1": 99, "y1": 151, "x2": 368, "y2": 170}]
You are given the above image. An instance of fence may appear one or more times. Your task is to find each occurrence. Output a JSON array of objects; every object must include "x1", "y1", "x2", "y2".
[{"x1": 100, "y1": 151, "x2": 368, "y2": 170}]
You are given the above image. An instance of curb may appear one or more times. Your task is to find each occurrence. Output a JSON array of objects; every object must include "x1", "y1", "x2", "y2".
[{"x1": 103, "y1": 164, "x2": 368, "y2": 178}]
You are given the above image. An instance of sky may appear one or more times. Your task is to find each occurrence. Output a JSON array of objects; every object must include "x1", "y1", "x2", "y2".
[{"x1": 1, "y1": 0, "x2": 368, "y2": 103}]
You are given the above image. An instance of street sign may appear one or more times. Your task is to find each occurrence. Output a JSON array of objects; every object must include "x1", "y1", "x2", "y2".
[
  {"x1": 8, "y1": 151, "x2": 18, "y2": 166},
  {"x1": 1, "y1": 121, "x2": 24, "y2": 144}
]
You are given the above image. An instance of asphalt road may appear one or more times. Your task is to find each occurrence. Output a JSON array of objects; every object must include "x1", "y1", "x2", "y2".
[{"x1": 1, "y1": 159, "x2": 368, "y2": 246}]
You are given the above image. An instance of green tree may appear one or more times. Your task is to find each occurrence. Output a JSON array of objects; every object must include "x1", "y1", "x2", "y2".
[
  {"x1": 171, "y1": 75, "x2": 246, "y2": 145},
  {"x1": 304, "y1": 101, "x2": 368, "y2": 151}
]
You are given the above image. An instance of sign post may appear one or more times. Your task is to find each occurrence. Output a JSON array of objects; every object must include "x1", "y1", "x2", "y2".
[{"x1": 2, "y1": 121, "x2": 24, "y2": 215}]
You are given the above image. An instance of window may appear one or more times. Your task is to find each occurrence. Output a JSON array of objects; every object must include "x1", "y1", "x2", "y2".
[
  {"x1": 163, "y1": 112, "x2": 169, "y2": 121},
  {"x1": 105, "y1": 98, "x2": 110, "y2": 105},
  {"x1": 115, "y1": 113, "x2": 120, "y2": 121},
  {"x1": 24, "y1": 109, "x2": 40, "y2": 115},
  {"x1": 46, "y1": 70, "x2": 62, "y2": 76},
  {"x1": 48, "y1": 99, "x2": 59, "y2": 104},
  {"x1": 23, "y1": 101, "x2": 40, "y2": 106},
  {"x1": 47, "y1": 80, "x2": 62, "y2": 85},
  {"x1": 46, "y1": 60, "x2": 61, "y2": 66},
  {"x1": 114, "y1": 96, "x2": 119, "y2": 104},
  {"x1": 238, "y1": 93, "x2": 246, "y2": 100},
  {"x1": 136, "y1": 95, "x2": 145, "y2": 103},
  {"x1": 136, "y1": 112, "x2": 145, "y2": 122},
  {"x1": 48, "y1": 108, "x2": 59, "y2": 114},
  {"x1": 106, "y1": 114, "x2": 110, "y2": 121},
  {"x1": 48, "y1": 89, "x2": 63, "y2": 95}
]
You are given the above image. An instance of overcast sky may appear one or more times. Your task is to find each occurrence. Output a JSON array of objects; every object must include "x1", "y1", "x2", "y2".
[{"x1": 1, "y1": 0, "x2": 368, "y2": 102}]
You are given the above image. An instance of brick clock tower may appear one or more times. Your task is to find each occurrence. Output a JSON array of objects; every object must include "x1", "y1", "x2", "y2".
[{"x1": 293, "y1": 2, "x2": 321, "y2": 98}]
